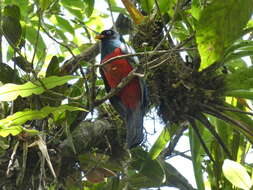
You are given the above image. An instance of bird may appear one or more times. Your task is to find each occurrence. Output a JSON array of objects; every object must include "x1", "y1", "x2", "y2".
[{"x1": 96, "y1": 29, "x2": 148, "y2": 148}]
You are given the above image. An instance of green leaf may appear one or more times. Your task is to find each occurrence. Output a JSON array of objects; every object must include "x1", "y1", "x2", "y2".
[
  {"x1": 2, "y1": 5, "x2": 22, "y2": 46},
  {"x1": 191, "y1": 0, "x2": 201, "y2": 20},
  {"x1": 55, "y1": 15, "x2": 75, "y2": 34},
  {"x1": 3, "y1": 4, "x2": 21, "y2": 19},
  {"x1": 189, "y1": 125, "x2": 205, "y2": 190},
  {"x1": 46, "y1": 56, "x2": 60, "y2": 77},
  {"x1": 223, "y1": 159, "x2": 252, "y2": 190},
  {"x1": 84, "y1": 0, "x2": 94, "y2": 17},
  {"x1": 139, "y1": 0, "x2": 154, "y2": 13},
  {"x1": 225, "y1": 90, "x2": 253, "y2": 99},
  {"x1": 224, "y1": 40, "x2": 253, "y2": 56},
  {"x1": 39, "y1": 0, "x2": 52, "y2": 10},
  {"x1": 157, "y1": 0, "x2": 173, "y2": 13},
  {"x1": 0, "y1": 125, "x2": 22, "y2": 137},
  {"x1": 2, "y1": 16, "x2": 22, "y2": 46},
  {"x1": 0, "y1": 75, "x2": 78, "y2": 101},
  {"x1": 25, "y1": 25, "x2": 46, "y2": 58},
  {"x1": 225, "y1": 66, "x2": 253, "y2": 90},
  {"x1": 0, "y1": 63, "x2": 19, "y2": 84},
  {"x1": 224, "y1": 50, "x2": 253, "y2": 63},
  {"x1": 149, "y1": 127, "x2": 171, "y2": 160},
  {"x1": 0, "y1": 125, "x2": 39, "y2": 137},
  {"x1": 196, "y1": 0, "x2": 253, "y2": 69},
  {"x1": 0, "y1": 105, "x2": 86, "y2": 128},
  {"x1": 12, "y1": 56, "x2": 32, "y2": 72},
  {"x1": 130, "y1": 148, "x2": 165, "y2": 187},
  {"x1": 60, "y1": 0, "x2": 84, "y2": 9}
]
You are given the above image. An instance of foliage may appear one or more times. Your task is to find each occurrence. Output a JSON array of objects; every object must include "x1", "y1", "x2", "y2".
[{"x1": 0, "y1": 0, "x2": 252, "y2": 190}]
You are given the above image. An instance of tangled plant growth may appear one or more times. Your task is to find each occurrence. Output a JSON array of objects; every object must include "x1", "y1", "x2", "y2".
[{"x1": 0, "y1": 0, "x2": 253, "y2": 190}]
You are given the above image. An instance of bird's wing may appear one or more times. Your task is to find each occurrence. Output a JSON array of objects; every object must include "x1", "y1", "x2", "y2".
[
  {"x1": 99, "y1": 67, "x2": 128, "y2": 119},
  {"x1": 120, "y1": 41, "x2": 148, "y2": 112},
  {"x1": 120, "y1": 41, "x2": 139, "y2": 65}
]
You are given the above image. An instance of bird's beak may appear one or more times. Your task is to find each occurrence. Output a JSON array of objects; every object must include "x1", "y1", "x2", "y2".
[{"x1": 95, "y1": 34, "x2": 105, "y2": 40}]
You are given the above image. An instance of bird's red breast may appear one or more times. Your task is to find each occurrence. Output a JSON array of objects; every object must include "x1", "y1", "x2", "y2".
[{"x1": 101, "y1": 47, "x2": 141, "y2": 109}]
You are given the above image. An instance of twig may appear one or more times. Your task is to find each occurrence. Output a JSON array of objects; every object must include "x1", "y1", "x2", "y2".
[
  {"x1": 153, "y1": 0, "x2": 181, "y2": 51},
  {"x1": 6, "y1": 141, "x2": 20, "y2": 177},
  {"x1": 31, "y1": 10, "x2": 42, "y2": 65},
  {"x1": 170, "y1": 150, "x2": 192, "y2": 160},
  {"x1": 93, "y1": 68, "x2": 138, "y2": 107},
  {"x1": 41, "y1": 24, "x2": 76, "y2": 57},
  {"x1": 95, "y1": 48, "x2": 195, "y2": 68},
  {"x1": 16, "y1": 141, "x2": 28, "y2": 186},
  {"x1": 107, "y1": 0, "x2": 116, "y2": 31},
  {"x1": 154, "y1": 0, "x2": 168, "y2": 32}
]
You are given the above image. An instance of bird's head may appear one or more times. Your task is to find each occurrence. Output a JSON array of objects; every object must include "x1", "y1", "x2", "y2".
[
  {"x1": 95, "y1": 29, "x2": 120, "y2": 41},
  {"x1": 96, "y1": 30, "x2": 123, "y2": 59}
]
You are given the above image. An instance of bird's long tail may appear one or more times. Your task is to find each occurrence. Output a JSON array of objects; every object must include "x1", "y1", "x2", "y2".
[{"x1": 126, "y1": 107, "x2": 144, "y2": 148}]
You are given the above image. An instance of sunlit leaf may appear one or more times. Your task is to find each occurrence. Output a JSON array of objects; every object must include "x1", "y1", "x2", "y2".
[
  {"x1": 139, "y1": 0, "x2": 154, "y2": 13},
  {"x1": 84, "y1": 0, "x2": 95, "y2": 17},
  {"x1": 39, "y1": 0, "x2": 52, "y2": 10},
  {"x1": 25, "y1": 25, "x2": 46, "y2": 59},
  {"x1": 0, "y1": 105, "x2": 86, "y2": 128},
  {"x1": 223, "y1": 159, "x2": 252, "y2": 190},
  {"x1": 225, "y1": 90, "x2": 253, "y2": 99},
  {"x1": 191, "y1": 0, "x2": 201, "y2": 20},
  {"x1": 55, "y1": 15, "x2": 75, "y2": 35},
  {"x1": 0, "y1": 75, "x2": 78, "y2": 101},
  {"x1": 196, "y1": 0, "x2": 253, "y2": 69},
  {"x1": 149, "y1": 127, "x2": 171, "y2": 160}
]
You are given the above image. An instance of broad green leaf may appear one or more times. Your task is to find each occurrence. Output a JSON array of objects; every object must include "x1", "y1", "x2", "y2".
[
  {"x1": 60, "y1": 0, "x2": 84, "y2": 9},
  {"x1": 0, "y1": 105, "x2": 86, "y2": 128},
  {"x1": 0, "y1": 63, "x2": 19, "y2": 84},
  {"x1": 0, "y1": 75, "x2": 78, "y2": 101},
  {"x1": 84, "y1": 0, "x2": 94, "y2": 17},
  {"x1": 3, "y1": 4, "x2": 21, "y2": 19},
  {"x1": 12, "y1": 56, "x2": 32, "y2": 72},
  {"x1": 224, "y1": 50, "x2": 253, "y2": 63},
  {"x1": 55, "y1": 15, "x2": 75, "y2": 35},
  {"x1": 4, "y1": 0, "x2": 30, "y2": 18},
  {"x1": 224, "y1": 40, "x2": 253, "y2": 56},
  {"x1": 39, "y1": 0, "x2": 52, "y2": 10},
  {"x1": 191, "y1": 0, "x2": 201, "y2": 20},
  {"x1": 25, "y1": 24, "x2": 46, "y2": 59},
  {"x1": 149, "y1": 127, "x2": 171, "y2": 160},
  {"x1": 2, "y1": 16, "x2": 22, "y2": 46},
  {"x1": 189, "y1": 125, "x2": 205, "y2": 190},
  {"x1": 0, "y1": 125, "x2": 22, "y2": 137},
  {"x1": 224, "y1": 111, "x2": 253, "y2": 143},
  {"x1": 225, "y1": 66, "x2": 253, "y2": 90},
  {"x1": 46, "y1": 56, "x2": 60, "y2": 77},
  {"x1": 2, "y1": 5, "x2": 22, "y2": 46},
  {"x1": 223, "y1": 159, "x2": 252, "y2": 190},
  {"x1": 196, "y1": 0, "x2": 253, "y2": 69},
  {"x1": 0, "y1": 125, "x2": 38, "y2": 137},
  {"x1": 225, "y1": 90, "x2": 253, "y2": 99},
  {"x1": 131, "y1": 148, "x2": 165, "y2": 187},
  {"x1": 157, "y1": 0, "x2": 173, "y2": 14},
  {"x1": 139, "y1": 0, "x2": 154, "y2": 13}
]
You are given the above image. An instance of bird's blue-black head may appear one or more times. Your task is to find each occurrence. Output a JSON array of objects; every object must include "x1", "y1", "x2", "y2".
[{"x1": 96, "y1": 29, "x2": 124, "y2": 59}]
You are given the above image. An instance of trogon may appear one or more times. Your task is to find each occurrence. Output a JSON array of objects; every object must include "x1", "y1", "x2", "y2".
[{"x1": 96, "y1": 29, "x2": 148, "y2": 148}]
